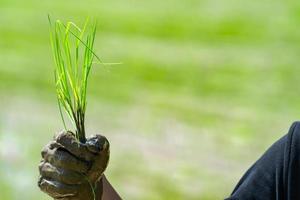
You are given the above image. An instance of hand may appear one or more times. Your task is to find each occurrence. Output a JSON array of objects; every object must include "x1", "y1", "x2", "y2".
[{"x1": 38, "y1": 131, "x2": 110, "y2": 200}]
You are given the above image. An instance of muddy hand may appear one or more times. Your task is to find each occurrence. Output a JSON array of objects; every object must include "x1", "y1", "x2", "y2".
[{"x1": 38, "y1": 131, "x2": 110, "y2": 200}]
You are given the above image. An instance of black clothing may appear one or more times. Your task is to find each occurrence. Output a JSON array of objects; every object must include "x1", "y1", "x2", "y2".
[{"x1": 226, "y1": 122, "x2": 300, "y2": 200}]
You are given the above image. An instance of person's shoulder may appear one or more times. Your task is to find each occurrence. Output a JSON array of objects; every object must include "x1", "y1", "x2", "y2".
[
  {"x1": 285, "y1": 121, "x2": 300, "y2": 152},
  {"x1": 288, "y1": 121, "x2": 300, "y2": 139}
]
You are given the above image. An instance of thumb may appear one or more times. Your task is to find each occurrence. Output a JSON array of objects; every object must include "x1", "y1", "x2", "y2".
[{"x1": 86, "y1": 135, "x2": 110, "y2": 154}]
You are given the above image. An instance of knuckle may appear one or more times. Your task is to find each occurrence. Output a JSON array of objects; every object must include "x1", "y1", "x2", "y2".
[
  {"x1": 46, "y1": 148, "x2": 62, "y2": 166},
  {"x1": 41, "y1": 141, "x2": 58, "y2": 158},
  {"x1": 37, "y1": 176, "x2": 43, "y2": 188},
  {"x1": 41, "y1": 145, "x2": 49, "y2": 158},
  {"x1": 56, "y1": 131, "x2": 75, "y2": 143},
  {"x1": 38, "y1": 162, "x2": 45, "y2": 173},
  {"x1": 38, "y1": 177, "x2": 48, "y2": 191}
]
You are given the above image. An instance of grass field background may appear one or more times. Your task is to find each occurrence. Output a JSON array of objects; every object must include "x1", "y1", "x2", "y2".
[{"x1": 1, "y1": 0, "x2": 300, "y2": 199}]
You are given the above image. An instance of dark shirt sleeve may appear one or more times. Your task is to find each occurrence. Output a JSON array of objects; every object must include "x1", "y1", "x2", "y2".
[{"x1": 226, "y1": 121, "x2": 300, "y2": 200}]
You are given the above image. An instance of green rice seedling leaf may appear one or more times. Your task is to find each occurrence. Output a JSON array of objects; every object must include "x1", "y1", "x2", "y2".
[{"x1": 48, "y1": 17, "x2": 100, "y2": 143}]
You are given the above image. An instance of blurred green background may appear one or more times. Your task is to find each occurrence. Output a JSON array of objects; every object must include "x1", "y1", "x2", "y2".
[{"x1": 1, "y1": 0, "x2": 300, "y2": 199}]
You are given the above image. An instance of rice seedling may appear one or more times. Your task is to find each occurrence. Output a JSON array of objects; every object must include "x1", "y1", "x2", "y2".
[{"x1": 48, "y1": 17, "x2": 100, "y2": 143}]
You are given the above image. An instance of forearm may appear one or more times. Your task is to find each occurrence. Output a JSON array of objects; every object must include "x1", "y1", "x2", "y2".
[{"x1": 100, "y1": 175, "x2": 122, "y2": 200}]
